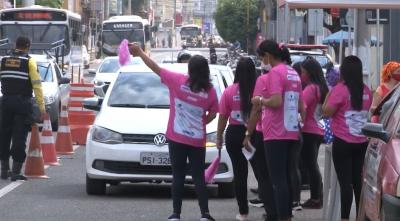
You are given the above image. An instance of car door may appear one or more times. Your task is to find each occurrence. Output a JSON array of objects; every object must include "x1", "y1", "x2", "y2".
[
  {"x1": 363, "y1": 89, "x2": 400, "y2": 220},
  {"x1": 54, "y1": 62, "x2": 70, "y2": 104}
]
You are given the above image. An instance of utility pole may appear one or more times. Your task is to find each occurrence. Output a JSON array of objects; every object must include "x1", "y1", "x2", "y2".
[
  {"x1": 247, "y1": 0, "x2": 250, "y2": 53},
  {"x1": 173, "y1": 0, "x2": 177, "y2": 47},
  {"x1": 127, "y1": 0, "x2": 132, "y2": 15}
]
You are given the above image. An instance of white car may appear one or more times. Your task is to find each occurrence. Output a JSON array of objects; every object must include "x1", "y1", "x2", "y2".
[
  {"x1": 82, "y1": 45, "x2": 90, "y2": 69},
  {"x1": 84, "y1": 63, "x2": 235, "y2": 197},
  {"x1": 89, "y1": 56, "x2": 143, "y2": 97}
]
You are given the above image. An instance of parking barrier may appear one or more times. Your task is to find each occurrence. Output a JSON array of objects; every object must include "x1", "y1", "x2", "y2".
[
  {"x1": 24, "y1": 124, "x2": 49, "y2": 179},
  {"x1": 41, "y1": 113, "x2": 60, "y2": 166},
  {"x1": 55, "y1": 105, "x2": 74, "y2": 155},
  {"x1": 68, "y1": 83, "x2": 96, "y2": 145},
  {"x1": 322, "y1": 144, "x2": 341, "y2": 221}
]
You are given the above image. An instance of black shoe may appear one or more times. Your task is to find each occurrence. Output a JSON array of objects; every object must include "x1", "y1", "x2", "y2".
[
  {"x1": 167, "y1": 213, "x2": 180, "y2": 221},
  {"x1": 249, "y1": 198, "x2": 264, "y2": 208},
  {"x1": 250, "y1": 188, "x2": 258, "y2": 194},
  {"x1": 292, "y1": 201, "x2": 302, "y2": 211},
  {"x1": 301, "y1": 198, "x2": 323, "y2": 209},
  {"x1": 200, "y1": 213, "x2": 215, "y2": 221},
  {"x1": 10, "y1": 173, "x2": 27, "y2": 182},
  {"x1": 1, "y1": 170, "x2": 10, "y2": 180}
]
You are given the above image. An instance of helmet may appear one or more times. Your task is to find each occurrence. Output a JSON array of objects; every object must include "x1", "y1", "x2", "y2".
[{"x1": 177, "y1": 50, "x2": 192, "y2": 63}]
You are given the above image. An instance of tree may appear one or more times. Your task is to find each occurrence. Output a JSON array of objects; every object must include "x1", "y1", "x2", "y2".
[
  {"x1": 16, "y1": 0, "x2": 63, "y2": 8},
  {"x1": 215, "y1": 0, "x2": 259, "y2": 53}
]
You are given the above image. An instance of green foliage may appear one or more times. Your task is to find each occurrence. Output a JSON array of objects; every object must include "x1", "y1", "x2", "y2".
[
  {"x1": 15, "y1": 0, "x2": 63, "y2": 8},
  {"x1": 215, "y1": 0, "x2": 259, "y2": 50}
]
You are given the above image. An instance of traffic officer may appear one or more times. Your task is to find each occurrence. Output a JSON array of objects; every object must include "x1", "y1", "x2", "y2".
[{"x1": 0, "y1": 36, "x2": 45, "y2": 181}]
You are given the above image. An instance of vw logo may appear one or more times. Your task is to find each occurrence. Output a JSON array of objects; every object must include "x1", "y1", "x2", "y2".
[{"x1": 154, "y1": 133, "x2": 166, "y2": 146}]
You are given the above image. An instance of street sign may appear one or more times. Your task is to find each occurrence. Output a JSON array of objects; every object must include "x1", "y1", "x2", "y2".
[
  {"x1": 366, "y1": 9, "x2": 389, "y2": 24},
  {"x1": 203, "y1": 23, "x2": 211, "y2": 34}
]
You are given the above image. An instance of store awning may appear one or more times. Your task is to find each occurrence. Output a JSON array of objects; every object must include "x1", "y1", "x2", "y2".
[{"x1": 278, "y1": 0, "x2": 400, "y2": 9}]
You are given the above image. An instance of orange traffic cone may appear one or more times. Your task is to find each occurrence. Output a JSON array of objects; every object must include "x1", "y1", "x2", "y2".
[
  {"x1": 41, "y1": 113, "x2": 60, "y2": 166},
  {"x1": 55, "y1": 106, "x2": 74, "y2": 155},
  {"x1": 24, "y1": 124, "x2": 49, "y2": 179}
]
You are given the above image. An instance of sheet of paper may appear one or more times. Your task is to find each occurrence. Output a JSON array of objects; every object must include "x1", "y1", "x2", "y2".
[{"x1": 242, "y1": 141, "x2": 256, "y2": 160}]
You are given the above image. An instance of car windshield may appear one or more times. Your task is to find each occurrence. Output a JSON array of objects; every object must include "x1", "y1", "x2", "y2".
[
  {"x1": 37, "y1": 62, "x2": 53, "y2": 82},
  {"x1": 291, "y1": 54, "x2": 330, "y2": 68},
  {"x1": 98, "y1": 58, "x2": 141, "y2": 73},
  {"x1": 108, "y1": 72, "x2": 222, "y2": 108}
]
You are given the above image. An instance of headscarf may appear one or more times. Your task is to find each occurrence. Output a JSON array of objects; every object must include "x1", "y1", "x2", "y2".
[{"x1": 380, "y1": 61, "x2": 400, "y2": 83}]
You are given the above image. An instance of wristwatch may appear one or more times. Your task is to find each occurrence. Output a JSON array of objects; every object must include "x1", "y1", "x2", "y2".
[{"x1": 245, "y1": 130, "x2": 252, "y2": 137}]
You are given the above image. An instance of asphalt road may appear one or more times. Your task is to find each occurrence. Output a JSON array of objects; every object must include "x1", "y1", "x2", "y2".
[{"x1": 0, "y1": 59, "x2": 356, "y2": 221}]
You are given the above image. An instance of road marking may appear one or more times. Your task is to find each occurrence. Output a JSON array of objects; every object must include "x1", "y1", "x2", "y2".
[
  {"x1": 0, "y1": 181, "x2": 24, "y2": 198},
  {"x1": 0, "y1": 145, "x2": 82, "y2": 199}
]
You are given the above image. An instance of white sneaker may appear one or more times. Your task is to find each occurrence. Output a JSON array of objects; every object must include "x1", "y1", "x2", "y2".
[{"x1": 235, "y1": 214, "x2": 250, "y2": 221}]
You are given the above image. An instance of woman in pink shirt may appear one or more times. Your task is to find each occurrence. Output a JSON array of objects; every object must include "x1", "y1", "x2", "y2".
[
  {"x1": 243, "y1": 40, "x2": 304, "y2": 221},
  {"x1": 216, "y1": 57, "x2": 257, "y2": 221},
  {"x1": 322, "y1": 56, "x2": 372, "y2": 221},
  {"x1": 299, "y1": 57, "x2": 329, "y2": 209},
  {"x1": 129, "y1": 43, "x2": 218, "y2": 221}
]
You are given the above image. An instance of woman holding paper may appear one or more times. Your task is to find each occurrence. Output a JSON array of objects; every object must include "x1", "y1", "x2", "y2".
[
  {"x1": 243, "y1": 40, "x2": 304, "y2": 221},
  {"x1": 216, "y1": 57, "x2": 257, "y2": 221}
]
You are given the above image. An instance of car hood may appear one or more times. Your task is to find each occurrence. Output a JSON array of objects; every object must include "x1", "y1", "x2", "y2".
[
  {"x1": 94, "y1": 107, "x2": 218, "y2": 135},
  {"x1": 94, "y1": 73, "x2": 118, "y2": 84}
]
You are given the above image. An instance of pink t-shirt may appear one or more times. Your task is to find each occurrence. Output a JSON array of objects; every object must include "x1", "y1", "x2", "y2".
[
  {"x1": 326, "y1": 82, "x2": 372, "y2": 143},
  {"x1": 302, "y1": 84, "x2": 324, "y2": 135},
  {"x1": 253, "y1": 64, "x2": 302, "y2": 141},
  {"x1": 160, "y1": 68, "x2": 219, "y2": 147},
  {"x1": 219, "y1": 83, "x2": 245, "y2": 125}
]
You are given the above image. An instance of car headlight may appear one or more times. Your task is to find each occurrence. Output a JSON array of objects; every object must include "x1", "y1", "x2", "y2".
[
  {"x1": 206, "y1": 132, "x2": 217, "y2": 148},
  {"x1": 44, "y1": 96, "x2": 56, "y2": 105},
  {"x1": 91, "y1": 126, "x2": 123, "y2": 144}
]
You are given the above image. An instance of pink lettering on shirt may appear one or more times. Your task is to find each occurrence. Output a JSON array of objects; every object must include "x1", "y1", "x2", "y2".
[
  {"x1": 302, "y1": 84, "x2": 324, "y2": 135},
  {"x1": 326, "y1": 82, "x2": 372, "y2": 143},
  {"x1": 219, "y1": 83, "x2": 245, "y2": 125},
  {"x1": 254, "y1": 64, "x2": 302, "y2": 141},
  {"x1": 160, "y1": 68, "x2": 219, "y2": 147}
]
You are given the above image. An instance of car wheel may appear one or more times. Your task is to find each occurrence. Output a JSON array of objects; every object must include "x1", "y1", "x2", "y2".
[
  {"x1": 217, "y1": 181, "x2": 235, "y2": 198},
  {"x1": 86, "y1": 175, "x2": 106, "y2": 195}
]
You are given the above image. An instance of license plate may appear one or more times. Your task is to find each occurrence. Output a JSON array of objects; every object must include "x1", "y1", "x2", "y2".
[{"x1": 140, "y1": 152, "x2": 171, "y2": 166}]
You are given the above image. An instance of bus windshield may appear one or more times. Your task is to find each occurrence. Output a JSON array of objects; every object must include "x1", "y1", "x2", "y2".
[
  {"x1": 180, "y1": 27, "x2": 200, "y2": 37},
  {"x1": 102, "y1": 29, "x2": 144, "y2": 55},
  {"x1": 0, "y1": 24, "x2": 69, "y2": 54}
]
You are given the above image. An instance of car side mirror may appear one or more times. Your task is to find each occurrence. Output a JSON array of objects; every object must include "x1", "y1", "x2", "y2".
[
  {"x1": 59, "y1": 77, "x2": 70, "y2": 85},
  {"x1": 362, "y1": 123, "x2": 390, "y2": 143},
  {"x1": 88, "y1": 69, "x2": 96, "y2": 75},
  {"x1": 83, "y1": 97, "x2": 103, "y2": 111}
]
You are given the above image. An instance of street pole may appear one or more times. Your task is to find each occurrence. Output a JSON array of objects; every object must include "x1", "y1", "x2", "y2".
[
  {"x1": 247, "y1": 0, "x2": 250, "y2": 53},
  {"x1": 174, "y1": 0, "x2": 176, "y2": 47},
  {"x1": 127, "y1": 0, "x2": 131, "y2": 15}
]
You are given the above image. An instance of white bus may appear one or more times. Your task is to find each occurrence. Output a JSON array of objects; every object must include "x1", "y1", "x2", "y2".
[
  {"x1": 180, "y1": 24, "x2": 202, "y2": 47},
  {"x1": 0, "y1": 5, "x2": 82, "y2": 61},
  {"x1": 99, "y1": 15, "x2": 151, "y2": 57}
]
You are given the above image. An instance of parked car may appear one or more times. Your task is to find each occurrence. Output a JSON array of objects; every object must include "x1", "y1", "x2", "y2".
[
  {"x1": 84, "y1": 63, "x2": 235, "y2": 197},
  {"x1": 0, "y1": 54, "x2": 70, "y2": 130},
  {"x1": 359, "y1": 84, "x2": 400, "y2": 221},
  {"x1": 90, "y1": 56, "x2": 143, "y2": 97},
  {"x1": 287, "y1": 44, "x2": 333, "y2": 71}
]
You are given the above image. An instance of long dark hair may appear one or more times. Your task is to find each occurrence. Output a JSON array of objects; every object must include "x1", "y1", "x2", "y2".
[
  {"x1": 301, "y1": 57, "x2": 329, "y2": 103},
  {"x1": 187, "y1": 55, "x2": 212, "y2": 93},
  {"x1": 257, "y1": 40, "x2": 285, "y2": 61},
  {"x1": 340, "y1": 56, "x2": 364, "y2": 110},
  {"x1": 234, "y1": 57, "x2": 257, "y2": 122}
]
